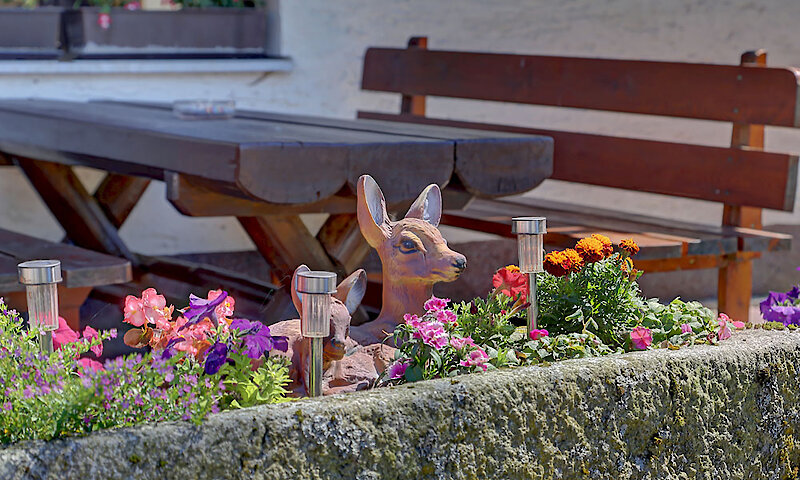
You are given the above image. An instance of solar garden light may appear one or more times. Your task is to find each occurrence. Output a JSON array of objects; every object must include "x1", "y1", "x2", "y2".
[
  {"x1": 17, "y1": 260, "x2": 62, "y2": 355},
  {"x1": 512, "y1": 217, "x2": 546, "y2": 335},
  {"x1": 296, "y1": 270, "x2": 337, "y2": 397}
]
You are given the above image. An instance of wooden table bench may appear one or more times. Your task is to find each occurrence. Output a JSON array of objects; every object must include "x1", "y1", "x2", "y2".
[
  {"x1": 358, "y1": 38, "x2": 798, "y2": 322},
  {"x1": 0, "y1": 99, "x2": 552, "y2": 319},
  {"x1": 0, "y1": 228, "x2": 131, "y2": 329}
]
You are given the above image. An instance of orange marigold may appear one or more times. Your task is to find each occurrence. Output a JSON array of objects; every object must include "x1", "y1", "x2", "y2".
[
  {"x1": 619, "y1": 238, "x2": 640, "y2": 256},
  {"x1": 575, "y1": 237, "x2": 605, "y2": 263},
  {"x1": 504, "y1": 265, "x2": 520, "y2": 273},
  {"x1": 543, "y1": 251, "x2": 570, "y2": 277},
  {"x1": 620, "y1": 257, "x2": 634, "y2": 273},
  {"x1": 562, "y1": 248, "x2": 584, "y2": 273},
  {"x1": 591, "y1": 234, "x2": 614, "y2": 257}
]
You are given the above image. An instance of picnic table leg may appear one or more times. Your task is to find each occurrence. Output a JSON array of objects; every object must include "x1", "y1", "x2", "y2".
[
  {"x1": 317, "y1": 214, "x2": 371, "y2": 275},
  {"x1": 15, "y1": 157, "x2": 138, "y2": 265},
  {"x1": 237, "y1": 215, "x2": 338, "y2": 286},
  {"x1": 94, "y1": 174, "x2": 151, "y2": 229}
]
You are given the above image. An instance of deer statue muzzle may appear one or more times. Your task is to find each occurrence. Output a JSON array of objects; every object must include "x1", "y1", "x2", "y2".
[{"x1": 351, "y1": 174, "x2": 467, "y2": 345}]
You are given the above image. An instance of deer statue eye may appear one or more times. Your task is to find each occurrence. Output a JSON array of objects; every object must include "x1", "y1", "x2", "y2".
[{"x1": 400, "y1": 239, "x2": 417, "y2": 253}]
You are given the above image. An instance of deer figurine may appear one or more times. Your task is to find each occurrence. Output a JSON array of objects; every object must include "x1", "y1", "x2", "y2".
[
  {"x1": 269, "y1": 264, "x2": 395, "y2": 396},
  {"x1": 351, "y1": 174, "x2": 467, "y2": 345}
]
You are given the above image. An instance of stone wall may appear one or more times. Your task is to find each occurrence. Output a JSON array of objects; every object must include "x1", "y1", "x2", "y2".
[{"x1": 3, "y1": 330, "x2": 800, "y2": 479}]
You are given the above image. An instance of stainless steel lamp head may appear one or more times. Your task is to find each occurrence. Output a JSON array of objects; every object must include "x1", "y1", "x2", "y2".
[
  {"x1": 512, "y1": 217, "x2": 546, "y2": 273},
  {"x1": 297, "y1": 270, "x2": 337, "y2": 339},
  {"x1": 296, "y1": 270, "x2": 337, "y2": 295},
  {"x1": 18, "y1": 260, "x2": 62, "y2": 285}
]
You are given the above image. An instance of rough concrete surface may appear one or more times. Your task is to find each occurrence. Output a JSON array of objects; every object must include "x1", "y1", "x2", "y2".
[{"x1": 2, "y1": 330, "x2": 800, "y2": 479}]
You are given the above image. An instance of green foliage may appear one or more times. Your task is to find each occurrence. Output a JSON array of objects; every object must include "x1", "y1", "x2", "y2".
[
  {"x1": 451, "y1": 293, "x2": 522, "y2": 351},
  {"x1": 219, "y1": 354, "x2": 291, "y2": 409},
  {"x1": 537, "y1": 254, "x2": 642, "y2": 347},
  {"x1": 636, "y1": 297, "x2": 717, "y2": 347},
  {"x1": 517, "y1": 330, "x2": 619, "y2": 363}
]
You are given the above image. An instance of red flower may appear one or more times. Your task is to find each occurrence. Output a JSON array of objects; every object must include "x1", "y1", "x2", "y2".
[{"x1": 492, "y1": 265, "x2": 528, "y2": 302}]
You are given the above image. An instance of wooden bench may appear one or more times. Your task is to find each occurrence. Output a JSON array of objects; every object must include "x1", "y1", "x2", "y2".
[
  {"x1": 358, "y1": 37, "x2": 799, "y2": 321},
  {"x1": 0, "y1": 228, "x2": 131, "y2": 330}
]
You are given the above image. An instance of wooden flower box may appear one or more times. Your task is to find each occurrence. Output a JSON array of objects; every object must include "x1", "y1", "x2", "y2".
[
  {"x1": 63, "y1": 4, "x2": 280, "y2": 58},
  {"x1": 0, "y1": 7, "x2": 65, "y2": 59}
]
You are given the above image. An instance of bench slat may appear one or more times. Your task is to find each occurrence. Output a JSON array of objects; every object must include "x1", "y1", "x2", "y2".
[
  {"x1": 0, "y1": 229, "x2": 131, "y2": 291},
  {"x1": 443, "y1": 197, "x2": 789, "y2": 264},
  {"x1": 362, "y1": 48, "x2": 800, "y2": 127},
  {"x1": 358, "y1": 111, "x2": 798, "y2": 211}
]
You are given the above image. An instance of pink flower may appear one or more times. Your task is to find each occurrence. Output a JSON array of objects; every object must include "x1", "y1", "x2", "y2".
[
  {"x1": 209, "y1": 289, "x2": 235, "y2": 322},
  {"x1": 681, "y1": 323, "x2": 692, "y2": 334},
  {"x1": 123, "y1": 295, "x2": 146, "y2": 327},
  {"x1": 53, "y1": 317, "x2": 79, "y2": 350},
  {"x1": 436, "y1": 309, "x2": 457, "y2": 324},
  {"x1": 403, "y1": 314, "x2": 423, "y2": 329},
  {"x1": 460, "y1": 348, "x2": 489, "y2": 371},
  {"x1": 97, "y1": 12, "x2": 111, "y2": 30},
  {"x1": 414, "y1": 320, "x2": 449, "y2": 350},
  {"x1": 718, "y1": 313, "x2": 745, "y2": 329},
  {"x1": 77, "y1": 357, "x2": 104, "y2": 374},
  {"x1": 423, "y1": 296, "x2": 449, "y2": 313},
  {"x1": 83, "y1": 326, "x2": 102, "y2": 357},
  {"x1": 529, "y1": 329, "x2": 549, "y2": 340},
  {"x1": 630, "y1": 326, "x2": 652, "y2": 350},
  {"x1": 717, "y1": 314, "x2": 732, "y2": 341},
  {"x1": 387, "y1": 360, "x2": 409, "y2": 379},
  {"x1": 449, "y1": 336, "x2": 476, "y2": 350}
]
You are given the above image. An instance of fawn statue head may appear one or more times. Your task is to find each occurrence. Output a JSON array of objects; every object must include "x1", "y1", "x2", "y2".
[{"x1": 356, "y1": 174, "x2": 466, "y2": 336}]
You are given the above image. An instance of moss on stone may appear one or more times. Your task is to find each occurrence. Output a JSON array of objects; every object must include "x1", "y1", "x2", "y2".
[{"x1": 3, "y1": 331, "x2": 800, "y2": 479}]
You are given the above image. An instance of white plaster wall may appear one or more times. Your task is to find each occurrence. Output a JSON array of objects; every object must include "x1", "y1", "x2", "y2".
[{"x1": 2, "y1": 0, "x2": 800, "y2": 256}]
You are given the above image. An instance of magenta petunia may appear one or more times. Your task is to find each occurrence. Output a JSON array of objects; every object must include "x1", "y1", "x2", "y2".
[
  {"x1": 387, "y1": 360, "x2": 409, "y2": 379},
  {"x1": 529, "y1": 329, "x2": 549, "y2": 341},
  {"x1": 630, "y1": 326, "x2": 652, "y2": 350}
]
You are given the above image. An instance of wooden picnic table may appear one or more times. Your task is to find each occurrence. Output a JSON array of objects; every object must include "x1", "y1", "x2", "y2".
[{"x1": 0, "y1": 99, "x2": 553, "y2": 317}]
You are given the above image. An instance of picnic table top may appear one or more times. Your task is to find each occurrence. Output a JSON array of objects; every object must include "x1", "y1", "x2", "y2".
[{"x1": 0, "y1": 99, "x2": 554, "y2": 206}]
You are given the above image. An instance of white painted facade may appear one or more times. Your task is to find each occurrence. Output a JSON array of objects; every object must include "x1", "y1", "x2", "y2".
[{"x1": 1, "y1": 0, "x2": 799, "y2": 277}]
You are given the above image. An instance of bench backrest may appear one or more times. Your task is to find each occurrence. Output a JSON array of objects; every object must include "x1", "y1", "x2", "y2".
[{"x1": 359, "y1": 39, "x2": 799, "y2": 227}]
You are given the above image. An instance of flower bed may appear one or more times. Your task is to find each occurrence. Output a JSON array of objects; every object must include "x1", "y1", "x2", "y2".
[{"x1": 2, "y1": 329, "x2": 799, "y2": 479}]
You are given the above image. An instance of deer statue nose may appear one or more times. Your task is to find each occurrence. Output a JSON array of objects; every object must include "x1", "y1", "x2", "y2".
[{"x1": 452, "y1": 256, "x2": 467, "y2": 271}]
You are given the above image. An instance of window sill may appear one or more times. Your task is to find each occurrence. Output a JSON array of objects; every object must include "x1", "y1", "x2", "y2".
[{"x1": 0, "y1": 57, "x2": 293, "y2": 75}]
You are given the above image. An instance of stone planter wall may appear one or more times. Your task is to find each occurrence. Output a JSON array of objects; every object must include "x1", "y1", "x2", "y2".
[{"x1": 3, "y1": 330, "x2": 800, "y2": 479}]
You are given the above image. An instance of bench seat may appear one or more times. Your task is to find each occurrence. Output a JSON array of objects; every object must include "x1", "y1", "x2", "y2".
[
  {"x1": 0, "y1": 228, "x2": 131, "y2": 329},
  {"x1": 443, "y1": 196, "x2": 790, "y2": 269},
  {"x1": 359, "y1": 37, "x2": 800, "y2": 321}
]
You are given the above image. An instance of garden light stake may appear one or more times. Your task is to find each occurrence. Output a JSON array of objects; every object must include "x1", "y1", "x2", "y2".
[
  {"x1": 512, "y1": 217, "x2": 546, "y2": 335},
  {"x1": 18, "y1": 260, "x2": 62, "y2": 354},
  {"x1": 296, "y1": 270, "x2": 337, "y2": 397}
]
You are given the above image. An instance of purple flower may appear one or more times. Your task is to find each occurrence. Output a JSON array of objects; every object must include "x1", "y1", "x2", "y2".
[
  {"x1": 181, "y1": 291, "x2": 229, "y2": 329},
  {"x1": 231, "y1": 319, "x2": 289, "y2": 358},
  {"x1": 387, "y1": 360, "x2": 409, "y2": 379},
  {"x1": 204, "y1": 342, "x2": 229, "y2": 375},
  {"x1": 159, "y1": 337, "x2": 185, "y2": 360},
  {"x1": 760, "y1": 286, "x2": 800, "y2": 325},
  {"x1": 680, "y1": 323, "x2": 692, "y2": 334}
]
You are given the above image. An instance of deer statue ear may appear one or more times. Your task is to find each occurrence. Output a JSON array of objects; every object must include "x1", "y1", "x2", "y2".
[
  {"x1": 290, "y1": 264, "x2": 311, "y2": 316},
  {"x1": 404, "y1": 183, "x2": 442, "y2": 227},
  {"x1": 333, "y1": 269, "x2": 367, "y2": 315},
  {"x1": 357, "y1": 175, "x2": 392, "y2": 248}
]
